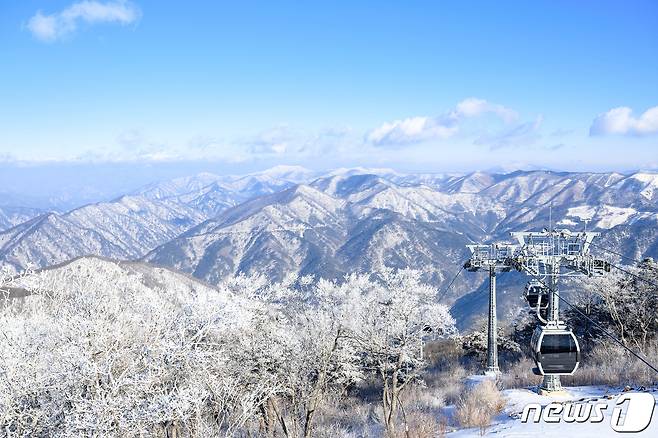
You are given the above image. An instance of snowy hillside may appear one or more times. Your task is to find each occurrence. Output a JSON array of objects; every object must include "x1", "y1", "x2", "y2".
[
  {"x1": 4, "y1": 255, "x2": 655, "y2": 437},
  {"x1": 143, "y1": 169, "x2": 657, "y2": 304},
  {"x1": 449, "y1": 385, "x2": 658, "y2": 437},
  {"x1": 0, "y1": 168, "x2": 656, "y2": 312},
  {"x1": 0, "y1": 205, "x2": 43, "y2": 231},
  {"x1": 0, "y1": 195, "x2": 206, "y2": 272},
  {"x1": 143, "y1": 182, "x2": 475, "y2": 291},
  {"x1": 9, "y1": 255, "x2": 226, "y2": 303}
]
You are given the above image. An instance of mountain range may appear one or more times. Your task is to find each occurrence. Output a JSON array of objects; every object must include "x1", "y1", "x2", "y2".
[{"x1": 0, "y1": 166, "x2": 656, "y2": 326}]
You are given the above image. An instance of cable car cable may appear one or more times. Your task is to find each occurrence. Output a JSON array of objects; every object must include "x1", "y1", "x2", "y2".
[
  {"x1": 607, "y1": 262, "x2": 658, "y2": 289},
  {"x1": 437, "y1": 265, "x2": 464, "y2": 301},
  {"x1": 564, "y1": 259, "x2": 658, "y2": 289},
  {"x1": 589, "y1": 241, "x2": 657, "y2": 267},
  {"x1": 555, "y1": 237, "x2": 658, "y2": 288},
  {"x1": 522, "y1": 270, "x2": 658, "y2": 375},
  {"x1": 586, "y1": 242, "x2": 658, "y2": 287}
]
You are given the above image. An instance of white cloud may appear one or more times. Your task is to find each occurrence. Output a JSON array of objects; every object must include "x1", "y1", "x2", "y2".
[
  {"x1": 247, "y1": 126, "x2": 294, "y2": 155},
  {"x1": 367, "y1": 98, "x2": 517, "y2": 146},
  {"x1": 366, "y1": 116, "x2": 458, "y2": 145},
  {"x1": 27, "y1": 1, "x2": 141, "y2": 42},
  {"x1": 453, "y1": 97, "x2": 518, "y2": 122},
  {"x1": 590, "y1": 106, "x2": 658, "y2": 136}
]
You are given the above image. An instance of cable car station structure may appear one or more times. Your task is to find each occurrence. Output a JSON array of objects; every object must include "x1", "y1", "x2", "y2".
[{"x1": 464, "y1": 229, "x2": 610, "y2": 393}]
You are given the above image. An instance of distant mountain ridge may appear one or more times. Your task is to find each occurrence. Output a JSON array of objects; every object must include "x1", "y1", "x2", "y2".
[
  {"x1": 0, "y1": 167, "x2": 656, "y2": 323},
  {"x1": 0, "y1": 205, "x2": 44, "y2": 231},
  {"x1": 141, "y1": 169, "x2": 657, "y2": 303},
  {"x1": 0, "y1": 195, "x2": 205, "y2": 272}
]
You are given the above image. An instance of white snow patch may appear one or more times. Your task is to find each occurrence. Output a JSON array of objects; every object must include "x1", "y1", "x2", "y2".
[
  {"x1": 566, "y1": 205, "x2": 596, "y2": 220},
  {"x1": 557, "y1": 218, "x2": 578, "y2": 226},
  {"x1": 629, "y1": 172, "x2": 658, "y2": 200},
  {"x1": 447, "y1": 385, "x2": 658, "y2": 437},
  {"x1": 565, "y1": 205, "x2": 638, "y2": 229},
  {"x1": 596, "y1": 206, "x2": 638, "y2": 229}
]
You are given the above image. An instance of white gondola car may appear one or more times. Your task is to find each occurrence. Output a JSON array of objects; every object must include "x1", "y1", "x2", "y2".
[
  {"x1": 524, "y1": 280, "x2": 549, "y2": 310},
  {"x1": 530, "y1": 321, "x2": 580, "y2": 375}
]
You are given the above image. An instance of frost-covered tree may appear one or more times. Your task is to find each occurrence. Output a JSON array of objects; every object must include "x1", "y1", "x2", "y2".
[
  {"x1": 223, "y1": 273, "x2": 362, "y2": 438},
  {"x1": 0, "y1": 260, "x2": 455, "y2": 437},
  {"x1": 568, "y1": 258, "x2": 658, "y2": 350},
  {"x1": 0, "y1": 260, "x2": 260, "y2": 437},
  {"x1": 342, "y1": 269, "x2": 457, "y2": 435},
  {"x1": 461, "y1": 323, "x2": 522, "y2": 366}
]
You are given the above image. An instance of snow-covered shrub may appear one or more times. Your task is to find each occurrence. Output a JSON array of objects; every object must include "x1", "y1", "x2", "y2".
[
  {"x1": 498, "y1": 358, "x2": 541, "y2": 389},
  {"x1": 422, "y1": 342, "x2": 469, "y2": 407},
  {"x1": 0, "y1": 260, "x2": 455, "y2": 437},
  {"x1": 455, "y1": 380, "x2": 505, "y2": 435},
  {"x1": 221, "y1": 273, "x2": 365, "y2": 438},
  {"x1": 396, "y1": 410, "x2": 446, "y2": 438},
  {"x1": 560, "y1": 340, "x2": 658, "y2": 387},
  {"x1": 244, "y1": 269, "x2": 457, "y2": 436},
  {"x1": 306, "y1": 394, "x2": 377, "y2": 438}
]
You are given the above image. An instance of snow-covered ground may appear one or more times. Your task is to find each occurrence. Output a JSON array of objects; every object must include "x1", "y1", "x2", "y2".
[{"x1": 448, "y1": 385, "x2": 658, "y2": 437}]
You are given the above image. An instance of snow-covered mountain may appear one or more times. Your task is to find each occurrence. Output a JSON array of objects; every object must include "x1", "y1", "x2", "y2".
[
  {"x1": 143, "y1": 169, "x2": 658, "y2": 309},
  {"x1": 0, "y1": 166, "x2": 327, "y2": 272},
  {"x1": 135, "y1": 166, "x2": 321, "y2": 216},
  {"x1": 135, "y1": 172, "x2": 227, "y2": 200},
  {"x1": 143, "y1": 184, "x2": 353, "y2": 284},
  {"x1": 0, "y1": 205, "x2": 43, "y2": 231},
  {"x1": 0, "y1": 168, "x2": 656, "y2": 317},
  {"x1": 0, "y1": 195, "x2": 206, "y2": 272},
  {"x1": 143, "y1": 182, "x2": 476, "y2": 295}
]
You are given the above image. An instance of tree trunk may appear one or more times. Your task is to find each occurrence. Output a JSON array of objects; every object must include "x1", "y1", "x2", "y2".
[
  {"x1": 260, "y1": 400, "x2": 274, "y2": 438},
  {"x1": 304, "y1": 330, "x2": 342, "y2": 438},
  {"x1": 388, "y1": 370, "x2": 398, "y2": 430},
  {"x1": 304, "y1": 369, "x2": 326, "y2": 438},
  {"x1": 381, "y1": 372, "x2": 394, "y2": 435},
  {"x1": 270, "y1": 398, "x2": 290, "y2": 437},
  {"x1": 164, "y1": 421, "x2": 179, "y2": 438},
  {"x1": 304, "y1": 408, "x2": 315, "y2": 438}
]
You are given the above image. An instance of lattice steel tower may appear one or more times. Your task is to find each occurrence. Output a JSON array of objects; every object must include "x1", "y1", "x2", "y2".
[{"x1": 465, "y1": 229, "x2": 609, "y2": 392}]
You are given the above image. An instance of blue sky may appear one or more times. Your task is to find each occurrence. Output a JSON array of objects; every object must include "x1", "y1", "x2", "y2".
[{"x1": 1, "y1": 0, "x2": 657, "y2": 174}]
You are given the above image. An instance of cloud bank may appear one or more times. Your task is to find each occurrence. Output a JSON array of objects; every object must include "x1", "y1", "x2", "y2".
[
  {"x1": 27, "y1": 1, "x2": 141, "y2": 42},
  {"x1": 590, "y1": 106, "x2": 658, "y2": 136},
  {"x1": 366, "y1": 98, "x2": 518, "y2": 146},
  {"x1": 366, "y1": 116, "x2": 458, "y2": 145}
]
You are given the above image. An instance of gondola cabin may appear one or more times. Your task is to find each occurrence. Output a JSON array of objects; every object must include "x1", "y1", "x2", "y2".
[
  {"x1": 524, "y1": 280, "x2": 549, "y2": 310},
  {"x1": 530, "y1": 322, "x2": 580, "y2": 375}
]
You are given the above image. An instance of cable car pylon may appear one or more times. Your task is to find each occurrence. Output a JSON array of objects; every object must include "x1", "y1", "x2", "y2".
[
  {"x1": 486, "y1": 265, "x2": 498, "y2": 373},
  {"x1": 464, "y1": 244, "x2": 516, "y2": 375},
  {"x1": 464, "y1": 229, "x2": 610, "y2": 394}
]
